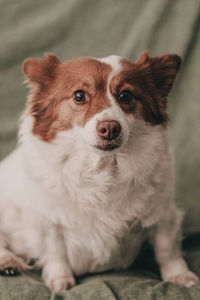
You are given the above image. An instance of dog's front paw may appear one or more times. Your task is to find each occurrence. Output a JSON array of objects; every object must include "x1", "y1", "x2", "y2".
[
  {"x1": 48, "y1": 275, "x2": 76, "y2": 293},
  {"x1": 167, "y1": 271, "x2": 199, "y2": 288},
  {"x1": 42, "y1": 260, "x2": 76, "y2": 292},
  {"x1": 0, "y1": 252, "x2": 29, "y2": 276}
]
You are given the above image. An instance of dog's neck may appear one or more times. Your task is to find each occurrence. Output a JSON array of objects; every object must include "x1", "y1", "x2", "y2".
[{"x1": 19, "y1": 114, "x2": 169, "y2": 203}]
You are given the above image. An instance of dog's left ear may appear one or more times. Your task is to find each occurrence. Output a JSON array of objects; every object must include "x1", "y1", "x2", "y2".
[
  {"x1": 137, "y1": 51, "x2": 181, "y2": 97},
  {"x1": 23, "y1": 53, "x2": 61, "y2": 87}
]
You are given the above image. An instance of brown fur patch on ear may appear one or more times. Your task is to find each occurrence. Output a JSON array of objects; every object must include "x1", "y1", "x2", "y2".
[
  {"x1": 133, "y1": 52, "x2": 181, "y2": 124},
  {"x1": 150, "y1": 54, "x2": 181, "y2": 97},
  {"x1": 137, "y1": 52, "x2": 181, "y2": 97},
  {"x1": 23, "y1": 54, "x2": 61, "y2": 141},
  {"x1": 23, "y1": 53, "x2": 61, "y2": 86}
]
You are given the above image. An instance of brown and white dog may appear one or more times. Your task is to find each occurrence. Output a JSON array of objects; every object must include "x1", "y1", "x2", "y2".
[{"x1": 0, "y1": 52, "x2": 198, "y2": 292}]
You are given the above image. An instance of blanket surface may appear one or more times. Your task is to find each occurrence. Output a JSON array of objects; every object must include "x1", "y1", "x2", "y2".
[{"x1": 0, "y1": 0, "x2": 200, "y2": 298}]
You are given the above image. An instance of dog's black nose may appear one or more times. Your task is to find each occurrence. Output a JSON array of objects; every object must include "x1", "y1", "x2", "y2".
[{"x1": 97, "y1": 121, "x2": 121, "y2": 141}]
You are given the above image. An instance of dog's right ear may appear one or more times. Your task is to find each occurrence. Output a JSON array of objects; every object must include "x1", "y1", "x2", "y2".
[{"x1": 23, "y1": 53, "x2": 61, "y2": 87}]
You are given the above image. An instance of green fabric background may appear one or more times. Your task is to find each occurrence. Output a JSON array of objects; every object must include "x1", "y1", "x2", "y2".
[{"x1": 0, "y1": 0, "x2": 200, "y2": 299}]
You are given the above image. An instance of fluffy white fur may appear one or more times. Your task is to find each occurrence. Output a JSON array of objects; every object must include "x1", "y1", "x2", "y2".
[{"x1": 0, "y1": 55, "x2": 198, "y2": 292}]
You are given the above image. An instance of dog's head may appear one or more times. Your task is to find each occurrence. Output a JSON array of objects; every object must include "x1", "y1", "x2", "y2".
[{"x1": 23, "y1": 52, "x2": 181, "y2": 154}]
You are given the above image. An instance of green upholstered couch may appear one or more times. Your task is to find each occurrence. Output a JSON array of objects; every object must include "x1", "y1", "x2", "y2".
[{"x1": 0, "y1": 0, "x2": 200, "y2": 299}]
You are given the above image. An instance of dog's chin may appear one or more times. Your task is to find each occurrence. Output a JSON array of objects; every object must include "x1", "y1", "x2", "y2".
[
  {"x1": 94, "y1": 139, "x2": 123, "y2": 154},
  {"x1": 84, "y1": 137, "x2": 124, "y2": 155},
  {"x1": 96, "y1": 143, "x2": 120, "y2": 152}
]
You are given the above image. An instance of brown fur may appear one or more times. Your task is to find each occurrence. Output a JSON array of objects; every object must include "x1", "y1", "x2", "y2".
[
  {"x1": 23, "y1": 52, "x2": 181, "y2": 142},
  {"x1": 110, "y1": 52, "x2": 181, "y2": 125},
  {"x1": 23, "y1": 55, "x2": 112, "y2": 142}
]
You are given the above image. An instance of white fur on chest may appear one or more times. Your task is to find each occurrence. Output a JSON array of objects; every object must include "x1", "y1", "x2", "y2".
[{"x1": 56, "y1": 150, "x2": 146, "y2": 274}]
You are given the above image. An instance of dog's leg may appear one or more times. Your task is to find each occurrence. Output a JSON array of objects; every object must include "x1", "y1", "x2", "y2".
[
  {"x1": 148, "y1": 210, "x2": 199, "y2": 287},
  {"x1": 41, "y1": 226, "x2": 75, "y2": 293},
  {"x1": 42, "y1": 260, "x2": 75, "y2": 293}
]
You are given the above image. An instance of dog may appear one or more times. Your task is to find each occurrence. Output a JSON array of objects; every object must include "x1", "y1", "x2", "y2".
[{"x1": 0, "y1": 52, "x2": 198, "y2": 293}]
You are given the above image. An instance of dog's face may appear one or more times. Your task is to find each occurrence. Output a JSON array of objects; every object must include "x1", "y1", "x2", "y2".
[{"x1": 23, "y1": 52, "x2": 181, "y2": 153}]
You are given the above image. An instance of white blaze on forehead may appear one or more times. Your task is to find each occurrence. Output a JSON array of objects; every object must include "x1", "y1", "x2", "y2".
[
  {"x1": 98, "y1": 55, "x2": 122, "y2": 77},
  {"x1": 98, "y1": 55, "x2": 122, "y2": 107}
]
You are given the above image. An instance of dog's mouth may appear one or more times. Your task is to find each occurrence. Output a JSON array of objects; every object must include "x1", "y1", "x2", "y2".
[{"x1": 95, "y1": 141, "x2": 122, "y2": 152}]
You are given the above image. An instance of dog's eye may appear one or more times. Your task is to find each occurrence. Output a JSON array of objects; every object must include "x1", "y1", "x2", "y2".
[
  {"x1": 118, "y1": 90, "x2": 133, "y2": 104},
  {"x1": 74, "y1": 90, "x2": 86, "y2": 103}
]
